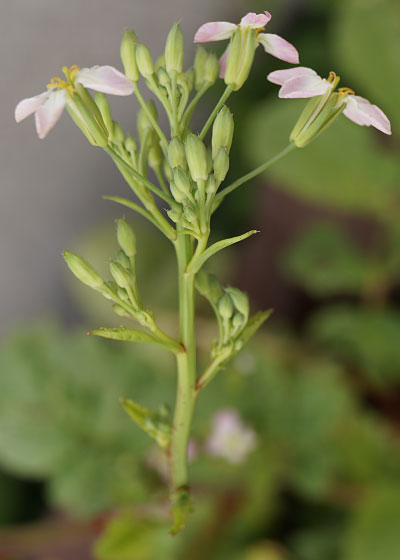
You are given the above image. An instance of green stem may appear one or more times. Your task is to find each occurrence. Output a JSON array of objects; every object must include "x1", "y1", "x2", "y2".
[
  {"x1": 133, "y1": 84, "x2": 168, "y2": 154},
  {"x1": 181, "y1": 83, "x2": 211, "y2": 133},
  {"x1": 214, "y1": 143, "x2": 296, "y2": 205},
  {"x1": 199, "y1": 85, "x2": 233, "y2": 140}
]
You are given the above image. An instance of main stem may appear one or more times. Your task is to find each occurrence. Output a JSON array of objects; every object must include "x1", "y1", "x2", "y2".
[{"x1": 170, "y1": 233, "x2": 197, "y2": 504}]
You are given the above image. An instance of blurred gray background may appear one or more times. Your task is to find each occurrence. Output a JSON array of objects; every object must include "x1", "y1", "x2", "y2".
[{"x1": 0, "y1": 0, "x2": 248, "y2": 336}]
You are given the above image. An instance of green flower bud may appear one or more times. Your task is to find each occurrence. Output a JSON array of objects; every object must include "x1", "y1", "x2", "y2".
[
  {"x1": 155, "y1": 54, "x2": 166, "y2": 71},
  {"x1": 168, "y1": 138, "x2": 186, "y2": 169},
  {"x1": 218, "y1": 293, "x2": 234, "y2": 319},
  {"x1": 117, "y1": 249, "x2": 131, "y2": 269},
  {"x1": 170, "y1": 182, "x2": 186, "y2": 203},
  {"x1": 111, "y1": 120, "x2": 124, "y2": 144},
  {"x1": 120, "y1": 30, "x2": 139, "y2": 82},
  {"x1": 194, "y1": 46, "x2": 208, "y2": 90},
  {"x1": 232, "y1": 312, "x2": 245, "y2": 330},
  {"x1": 116, "y1": 218, "x2": 136, "y2": 258},
  {"x1": 204, "y1": 52, "x2": 220, "y2": 85},
  {"x1": 136, "y1": 43, "x2": 155, "y2": 78},
  {"x1": 213, "y1": 147, "x2": 229, "y2": 182},
  {"x1": 183, "y1": 205, "x2": 197, "y2": 225},
  {"x1": 94, "y1": 93, "x2": 113, "y2": 133},
  {"x1": 212, "y1": 106, "x2": 234, "y2": 159},
  {"x1": 163, "y1": 159, "x2": 173, "y2": 182},
  {"x1": 113, "y1": 304, "x2": 132, "y2": 318},
  {"x1": 158, "y1": 67, "x2": 170, "y2": 88},
  {"x1": 185, "y1": 68, "x2": 195, "y2": 91},
  {"x1": 165, "y1": 22, "x2": 184, "y2": 73},
  {"x1": 167, "y1": 208, "x2": 182, "y2": 223},
  {"x1": 137, "y1": 99, "x2": 157, "y2": 142},
  {"x1": 63, "y1": 251, "x2": 104, "y2": 290},
  {"x1": 195, "y1": 271, "x2": 223, "y2": 304},
  {"x1": 226, "y1": 287, "x2": 249, "y2": 318},
  {"x1": 117, "y1": 287, "x2": 130, "y2": 303},
  {"x1": 110, "y1": 261, "x2": 132, "y2": 290},
  {"x1": 205, "y1": 175, "x2": 217, "y2": 195},
  {"x1": 173, "y1": 167, "x2": 192, "y2": 196},
  {"x1": 124, "y1": 135, "x2": 138, "y2": 168},
  {"x1": 185, "y1": 134, "x2": 208, "y2": 182},
  {"x1": 224, "y1": 28, "x2": 257, "y2": 91},
  {"x1": 148, "y1": 143, "x2": 163, "y2": 169}
]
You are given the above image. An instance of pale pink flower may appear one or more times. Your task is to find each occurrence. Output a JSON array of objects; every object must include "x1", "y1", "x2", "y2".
[
  {"x1": 194, "y1": 11, "x2": 299, "y2": 75},
  {"x1": 15, "y1": 66, "x2": 134, "y2": 139},
  {"x1": 267, "y1": 67, "x2": 391, "y2": 134},
  {"x1": 206, "y1": 409, "x2": 257, "y2": 464}
]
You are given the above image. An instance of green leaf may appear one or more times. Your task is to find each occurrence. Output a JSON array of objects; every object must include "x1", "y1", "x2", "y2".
[
  {"x1": 89, "y1": 327, "x2": 181, "y2": 354},
  {"x1": 121, "y1": 398, "x2": 171, "y2": 448}
]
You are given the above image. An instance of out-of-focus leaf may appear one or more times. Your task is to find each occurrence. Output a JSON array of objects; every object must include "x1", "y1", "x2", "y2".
[
  {"x1": 281, "y1": 222, "x2": 373, "y2": 296},
  {"x1": 343, "y1": 487, "x2": 400, "y2": 560},
  {"x1": 308, "y1": 305, "x2": 400, "y2": 386},
  {"x1": 243, "y1": 98, "x2": 399, "y2": 218},
  {"x1": 333, "y1": 0, "x2": 400, "y2": 132}
]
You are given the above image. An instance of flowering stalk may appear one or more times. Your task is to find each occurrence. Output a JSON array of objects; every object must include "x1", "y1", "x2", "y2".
[{"x1": 15, "y1": 10, "x2": 391, "y2": 535}]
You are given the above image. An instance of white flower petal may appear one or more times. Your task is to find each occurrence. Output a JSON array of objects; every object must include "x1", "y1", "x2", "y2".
[
  {"x1": 15, "y1": 90, "x2": 49, "y2": 122},
  {"x1": 267, "y1": 67, "x2": 318, "y2": 86},
  {"x1": 240, "y1": 11, "x2": 271, "y2": 29},
  {"x1": 258, "y1": 33, "x2": 299, "y2": 64},
  {"x1": 75, "y1": 65, "x2": 134, "y2": 96},
  {"x1": 343, "y1": 95, "x2": 391, "y2": 135},
  {"x1": 279, "y1": 75, "x2": 332, "y2": 98},
  {"x1": 194, "y1": 21, "x2": 238, "y2": 43},
  {"x1": 34, "y1": 89, "x2": 67, "y2": 139}
]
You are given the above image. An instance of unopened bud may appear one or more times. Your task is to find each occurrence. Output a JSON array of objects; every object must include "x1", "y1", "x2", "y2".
[
  {"x1": 183, "y1": 205, "x2": 197, "y2": 225},
  {"x1": 136, "y1": 43, "x2": 155, "y2": 78},
  {"x1": 120, "y1": 30, "x2": 139, "y2": 82},
  {"x1": 163, "y1": 159, "x2": 173, "y2": 182},
  {"x1": 213, "y1": 147, "x2": 229, "y2": 182},
  {"x1": 232, "y1": 312, "x2": 245, "y2": 330},
  {"x1": 158, "y1": 67, "x2": 170, "y2": 88},
  {"x1": 116, "y1": 218, "x2": 136, "y2": 258},
  {"x1": 117, "y1": 249, "x2": 131, "y2": 269},
  {"x1": 63, "y1": 251, "x2": 104, "y2": 290},
  {"x1": 94, "y1": 93, "x2": 113, "y2": 133},
  {"x1": 185, "y1": 68, "x2": 195, "y2": 91},
  {"x1": 205, "y1": 175, "x2": 217, "y2": 195},
  {"x1": 111, "y1": 120, "x2": 124, "y2": 144},
  {"x1": 196, "y1": 271, "x2": 223, "y2": 304},
  {"x1": 204, "y1": 53, "x2": 220, "y2": 85},
  {"x1": 168, "y1": 138, "x2": 186, "y2": 169},
  {"x1": 226, "y1": 287, "x2": 249, "y2": 318},
  {"x1": 212, "y1": 106, "x2": 234, "y2": 158},
  {"x1": 155, "y1": 54, "x2": 166, "y2": 71},
  {"x1": 185, "y1": 134, "x2": 208, "y2": 182},
  {"x1": 110, "y1": 261, "x2": 132, "y2": 290},
  {"x1": 124, "y1": 135, "x2": 138, "y2": 168},
  {"x1": 224, "y1": 28, "x2": 257, "y2": 91},
  {"x1": 218, "y1": 293, "x2": 234, "y2": 319},
  {"x1": 194, "y1": 46, "x2": 208, "y2": 90},
  {"x1": 165, "y1": 22, "x2": 184, "y2": 73},
  {"x1": 148, "y1": 143, "x2": 163, "y2": 168},
  {"x1": 170, "y1": 182, "x2": 186, "y2": 203},
  {"x1": 113, "y1": 304, "x2": 132, "y2": 318},
  {"x1": 173, "y1": 167, "x2": 192, "y2": 196},
  {"x1": 167, "y1": 208, "x2": 182, "y2": 223}
]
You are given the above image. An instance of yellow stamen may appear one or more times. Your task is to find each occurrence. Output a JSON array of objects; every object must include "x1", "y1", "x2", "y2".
[
  {"x1": 327, "y1": 71, "x2": 338, "y2": 83},
  {"x1": 338, "y1": 87, "x2": 355, "y2": 95},
  {"x1": 46, "y1": 76, "x2": 68, "y2": 90}
]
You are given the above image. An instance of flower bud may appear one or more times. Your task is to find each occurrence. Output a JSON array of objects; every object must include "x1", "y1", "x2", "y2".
[
  {"x1": 63, "y1": 251, "x2": 104, "y2": 290},
  {"x1": 170, "y1": 182, "x2": 186, "y2": 203},
  {"x1": 218, "y1": 293, "x2": 234, "y2": 319},
  {"x1": 137, "y1": 99, "x2": 157, "y2": 142},
  {"x1": 113, "y1": 304, "x2": 132, "y2": 318},
  {"x1": 173, "y1": 167, "x2": 192, "y2": 196},
  {"x1": 167, "y1": 208, "x2": 182, "y2": 223},
  {"x1": 116, "y1": 218, "x2": 136, "y2": 258},
  {"x1": 185, "y1": 68, "x2": 195, "y2": 91},
  {"x1": 185, "y1": 134, "x2": 208, "y2": 182},
  {"x1": 168, "y1": 137, "x2": 186, "y2": 169},
  {"x1": 163, "y1": 159, "x2": 173, "y2": 182},
  {"x1": 204, "y1": 53, "x2": 220, "y2": 85},
  {"x1": 110, "y1": 261, "x2": 132, "y2": 290},
  {"x1": 136, "y1": 43, "x2": 155, "y2": 78},
  {"x1": 205, "y1": 175, "x2": 217, "y2": 195},
  {"x1": 120, "y1": 30, "x2": 139, "y2": 82},
  {"x1": 232, "y1": 312, "x2": 245, "y2": 331},
  {"x1": 196, "y1": 271, "x2": 223, "y2": 304},
  {"x1": 212, "y1": 106, "x2": 234, "y2": 159},
  {"x1": 124, "y1": 135, "x2": 138, "y2": 168},
  {"x1": 213, "y1": 147, "x2": 229, "y2": 182},
  {"x1": 226, "y1": 287, "x2": 249, "y2": 318},
  {"x1": 117, "y1": 249, "x2": 131, "y2": 269},
  {"x1": 158, "y1": 67, "x2": 170, "y2": 88},
  {"x1": 148, "y1": 143, "x2": 163, "y2": 169},
  {"x1": 165, "y1": 22, "x2": 184, "y2": 74},
  {"x1": 183, "y1": 205, "x2": 198, "y2": 225},
  {"x1": 224, "y1": 29, "x2": 257, "y2": 91},
  {"x1": 194, "y1": 46, "x2": 208, "y2": 90},
  {"x1": 111, "y1": 120, "x2": 125, "y2": 144},
  {"x1": 94, "y1": 92, "x2": 113, "y2": 133},
  {"x1": 155, "y1": 54, "x2": 166, "y2": 71}
]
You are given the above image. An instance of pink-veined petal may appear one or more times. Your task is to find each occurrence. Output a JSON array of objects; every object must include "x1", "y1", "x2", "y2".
[
  {"x1": 219, "y1": 45, "x2": 230, "y2": 78},
  {"x1": 194, "y1": 21, "x2": 237, "y2": 43},
  {"x1": 75, "y1": 65, "x2": 134, "y2": 95},
  {"x1": 240, "y1": 11, "x2": 271, "y2": 29},
  {"x1": 15, "y1": 90, "x2": 49, "y2": 122},
  {"x1": 278, "y1": 75, "x2": 332, "y2": 98},
  {"x1": 343, "y1": 95, "x2": 391, "y2": 135},
  {"x1": 258, "y1": 33, "x2": 299, "y2": 64},
  {"x1": 267, "y1": 67, "x2": 317, "y2": 86},
  {"x1": 34, "y1": 89, "x2": 67, "y2": 139}
]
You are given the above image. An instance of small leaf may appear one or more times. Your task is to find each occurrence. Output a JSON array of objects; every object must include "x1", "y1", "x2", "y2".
[
  {"x1": 120, "y1": 398, "x2": 171, "y2": 448},
  {"x1": 89, "y1": 327, "x2": 181, "y2": 354}
]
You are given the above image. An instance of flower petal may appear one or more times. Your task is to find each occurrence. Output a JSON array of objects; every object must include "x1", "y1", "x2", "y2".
[
  {"x1": 278, "y1": 75, "x2": 332, "y2": 98},
  {"x1": 15, "y1": 90, "x2": 49, "y2": 122},
  {"x1": 34, "y1": 89, "x2": 67, "y2": 139},
  {"x1": 267, "y1": 67, "x2": 317, "y2": 86},
  {"x1": 343, "y1": 95, "x2": 391, "y2": 135},
  {"x1": 219, "y1": 45, "x2": 230, "y2": 78},
  {"x1": 240, "y1": 11, "x2": 271, "y2": 29},
  {"x1": 194, "y1": 21, "x2": 237, "y2": 43},
  {"x1": 75, "y1": 65, "x2": 134, "y2": 95},
  {"x1": 258, "y1": 33, "x2": 299, "y2": 64}
]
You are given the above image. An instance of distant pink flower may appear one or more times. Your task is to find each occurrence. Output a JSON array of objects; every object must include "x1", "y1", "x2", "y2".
[
  {"x1": 15, "y1": 65, "x2": 134, "y2": 139},
  {"x1": 267, "y1": 67, "x2": 391, "y2": 135},
  {"x1": 206, "y1": 409, "x2": 257, "y2": 464},
  {"x1": 194, "y1": 11, "x2": 299, "y2": 76}
]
